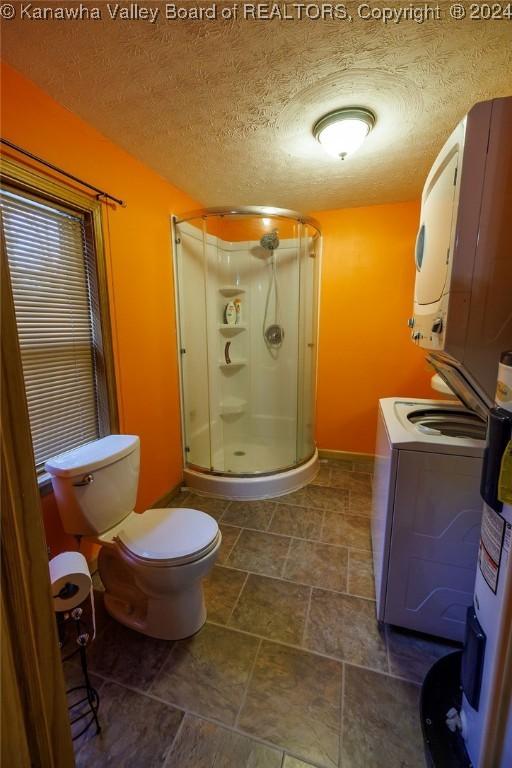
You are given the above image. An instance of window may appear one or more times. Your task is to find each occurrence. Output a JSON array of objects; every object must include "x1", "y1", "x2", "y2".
[{"x1": 1, "y1": 160, "x2": 118, "y2": 483}]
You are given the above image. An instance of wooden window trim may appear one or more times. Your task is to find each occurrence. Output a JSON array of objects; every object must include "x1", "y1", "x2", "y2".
[{"x1": 1, "y1": 156, "x2": 119, "y2": 492}]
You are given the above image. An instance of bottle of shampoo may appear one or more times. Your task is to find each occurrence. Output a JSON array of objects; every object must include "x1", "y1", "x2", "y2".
[{"x1": 224, "y1": 301, "x2": 236, "y2": 326}]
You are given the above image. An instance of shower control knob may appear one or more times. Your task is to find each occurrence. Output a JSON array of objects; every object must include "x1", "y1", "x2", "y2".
[{"x1": 431, "y1": 318, "x2": 443, "y2": 334}]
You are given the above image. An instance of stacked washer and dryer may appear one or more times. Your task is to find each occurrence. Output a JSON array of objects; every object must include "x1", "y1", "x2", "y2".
[{"x1": 371, "y1": 97, "x2": 512, "y2": 644}]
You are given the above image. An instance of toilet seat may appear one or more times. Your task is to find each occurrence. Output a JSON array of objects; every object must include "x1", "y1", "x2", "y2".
[{"x1": 102, "y1": 507, "x2": 220, "y2": 568}]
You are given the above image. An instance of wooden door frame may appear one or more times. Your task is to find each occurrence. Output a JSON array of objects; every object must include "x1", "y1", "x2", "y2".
[{"x1": 1, "y1": 228, "x2": 75, "y2": 766}]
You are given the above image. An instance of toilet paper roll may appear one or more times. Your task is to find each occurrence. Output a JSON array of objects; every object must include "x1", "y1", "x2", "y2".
[{"x1": 49, "y1": 551, "x2": 92, "y2": 612}]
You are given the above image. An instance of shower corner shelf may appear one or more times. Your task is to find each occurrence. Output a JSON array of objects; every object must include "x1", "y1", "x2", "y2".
[
  {"x1": 218, "y1": 323, "x2": 247, "y2": 333},
  {"x1": 220, "y1": 396, "x2": 247, "y2": 416},
  {"x1": 219, "y1": 286, "x2": 246, "y2": 296},
  {"x1": 218, "y1": 359, "x2": 247, "y2": 369}
]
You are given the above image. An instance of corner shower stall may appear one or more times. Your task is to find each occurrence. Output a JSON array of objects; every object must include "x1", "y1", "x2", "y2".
[{"x1": 172, "y1": 207, "x2": 321, "y2": 499}]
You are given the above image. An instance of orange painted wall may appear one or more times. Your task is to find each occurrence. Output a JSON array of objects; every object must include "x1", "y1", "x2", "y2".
[
  {"x1": 1, "y1": 61, "x2": 200, "y2": 557},
  {"x1": 312, "y1": 201, "x2": 434, "y2": 454}
]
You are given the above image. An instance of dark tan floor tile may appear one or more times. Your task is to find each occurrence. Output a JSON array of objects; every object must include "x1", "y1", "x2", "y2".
[
  {"x1": 274, "y1": 488, "x2": 308, "y2": 506},
  {"x1": 274, "y1": 484, "x2": 347, "y2": 511},
  {"x1": 227, "y1": 529, "x2": 291, "y2": 577},
  {"x1": 348, "y1": 488, "x2": 373, "y2": 516},
  {"x1": 329, "y1": 469, "x2": 372, "y2": 494},
  {"x1": 341, "y1": 665, "x2": 423, "y2": 767},
  {"x1": 86, "y1": 618, "x2": 173, "y2": 690},
  {"x1": 230, "y1": 574, "x2": 310, "y2": 645},
  {"x1": 348, "y1": 549, "x2": 375, "y2": 599},
  {"x1": 151, "y1": 623, "x2": 259, "y2": 725},
  {"x1": 310, "y1": 463, "x2": 332, "y2": 486},
  {"x1": 181, "y1": 492, "x2": 230, "y2": 520},
  {"x1": 305, "y1": 589, "x2": 388, "y2": 671},
  {"x1": 269, "y1": 504, "x2": 323, "y2": 540},
  {"x1": 75, "y1": 682, "x2": 183, "y2": 767},
  {"x1": 283, "y1": 539, "x2": 348, "y2": 592},
  {"x1": 166, "y1": 713, "x2": 283, "y2": 767},
  {"x1": 386, "y1": 626, "x2": 459, "y2": 684},
  {"x1": 321, "y1": 511, "x2": 371, "y2": 550},
  {"x1": 238, "y1": 641, "x2": 342, "y2": 768},
  {"x1": 204, "y1": 565, "x2": 247, "y2": 624},
  {"x1": 283, "y1": 757, "x2": 318, "y2": 768},
  {"x1": 221, "y1": 500, "x2": 277, "y2": 530},
  {"x1": 218, "y1": 524, "x2": 242, "y2": 564},
  {"x1": 300, "y1": 485, "x2": 348, "y2": 512}
]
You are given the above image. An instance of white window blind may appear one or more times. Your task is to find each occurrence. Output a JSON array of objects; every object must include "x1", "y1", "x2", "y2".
[{"x1": 1, "y1": 188, "x2": 100, "y2": 474}]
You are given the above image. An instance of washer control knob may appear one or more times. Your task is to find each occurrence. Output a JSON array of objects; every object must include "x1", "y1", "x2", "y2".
[
  {"x1": 412, "y1": 331, "x2": 422, "y2": 341},
  {"x1": 431, "y1": 318, "x2": 443, "y2": 334},
  {"x1": 407, "y1": 317, "x2": 415, "y2": 328}
]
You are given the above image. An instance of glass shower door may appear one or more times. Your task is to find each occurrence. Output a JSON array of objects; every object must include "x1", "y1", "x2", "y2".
[
  {"x1": 174, "y1": 220, "x2": 212, "y2": 469},
  {"x1": 297, "y1": 223, "x2": 321, "y2": 463}
]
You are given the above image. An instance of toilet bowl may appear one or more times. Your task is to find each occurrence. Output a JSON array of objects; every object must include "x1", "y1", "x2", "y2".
[{"x1": 45, "y1": 435, "x2": 220, "y2": 640}]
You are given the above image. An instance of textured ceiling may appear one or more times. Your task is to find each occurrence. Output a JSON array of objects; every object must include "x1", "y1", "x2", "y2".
[{"x1": 2, "y1": 2, "x2": 512, "y2": 213}]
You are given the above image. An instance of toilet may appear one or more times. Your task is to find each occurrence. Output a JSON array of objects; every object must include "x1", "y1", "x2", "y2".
[{"x1": 45, "y1": 435, "x2": 221, "y2": 640}]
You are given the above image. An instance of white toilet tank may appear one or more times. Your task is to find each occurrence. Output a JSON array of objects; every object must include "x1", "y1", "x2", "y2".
[{"x1": 45, "y1": 435, "x2": 140, "y2": 537}]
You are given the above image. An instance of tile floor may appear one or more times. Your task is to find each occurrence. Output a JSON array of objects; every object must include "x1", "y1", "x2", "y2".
[{"x1": 66, "y1": 457, "x2": 460, "y2": 767}]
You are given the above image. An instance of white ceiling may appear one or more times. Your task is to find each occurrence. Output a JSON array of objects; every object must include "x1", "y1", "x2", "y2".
[{"x1": 2, "y1": 6, "x2": 512, "y2": 213}]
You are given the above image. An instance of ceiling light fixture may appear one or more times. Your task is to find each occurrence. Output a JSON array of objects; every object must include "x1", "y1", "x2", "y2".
[{"x1": 313, "y1": 107, "x2": 376, "y2": 160}]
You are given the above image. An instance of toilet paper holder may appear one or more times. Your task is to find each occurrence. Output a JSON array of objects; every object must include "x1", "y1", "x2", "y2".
[
  {"x1": 59, "y1": 601, "x2": 101, "y2": 741},
  {"x1": 50, "y1": 551, "x2": 101, "y2": 741}
]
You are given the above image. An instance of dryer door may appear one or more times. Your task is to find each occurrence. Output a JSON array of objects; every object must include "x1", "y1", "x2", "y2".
[{"x1": 414, "y1": 127, "x2": 463, "y2": 307}]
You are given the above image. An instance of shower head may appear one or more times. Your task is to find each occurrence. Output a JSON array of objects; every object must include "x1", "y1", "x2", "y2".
[{"x1": 260, "y1": 229, "x2": 279, "y2": 251}]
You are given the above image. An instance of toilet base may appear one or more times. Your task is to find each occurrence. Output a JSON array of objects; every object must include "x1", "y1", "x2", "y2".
[
  {"x1": 103, "y1": 588, "x2": 207, "y2": 641},
  {"x1": 98, "y1": 539, "x2": 219, "y2": 641}
]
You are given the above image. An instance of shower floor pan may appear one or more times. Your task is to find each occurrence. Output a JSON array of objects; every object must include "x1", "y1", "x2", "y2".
[{"x1": 183, "y1": 446, "x2": 319, "y2": 501}]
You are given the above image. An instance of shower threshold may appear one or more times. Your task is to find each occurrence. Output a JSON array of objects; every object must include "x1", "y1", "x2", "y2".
[{"x1": 183, "y1": 448, "x2": 319, "y2": 501}]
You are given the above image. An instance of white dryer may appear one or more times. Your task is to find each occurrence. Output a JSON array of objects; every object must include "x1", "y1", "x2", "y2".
[
  {"x1": 410, "y1": 96, "x2": 512, "y2": 401},
  {"x1": 373, "y1": 397, "x2": 486, "y2": 642}
]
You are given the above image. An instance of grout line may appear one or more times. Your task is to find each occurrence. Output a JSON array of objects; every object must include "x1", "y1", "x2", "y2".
[
  {"x1": 161, "y1": 707, "x2": 188, "y2": 768},
  {"x1": 301, "y1": 586, "x2": 313, "y2": 647},
  {"x1": 147, "y1": 641, "x2": 178, "y2": 696},
  {"x1": 213, "y1": 521, "x2": 371, "y2": 555},
  {"x1": 280, "y1": 535, "x2": 294, "y2": 578},
  {"x1": 234, "y1": 637, "x2": 262, "y2": 729},
  {"x1": 220, "y1": 524, "x2": 243, "y2": 564},
  {"x1": 338, "y1": 662, "x2": 345, "y2": 768},
  {"x1": 217, "y1": 498, "x2": 233, "y2": 524},
  {"x1": 385, "y1": 623, "x2": 392, "y2": 677},
  {"x1": 319, "y1": 508, "x2": 327, "y2": 546},
  {"x1": 225, "y1": 570, "x2": 250, "y2": 626},
  {"x1": 213, "y1": 562, "x2": 376, "y2": 603},
  {"x1": 266, "y1": 501, "x2": 279, "y2": 531}
]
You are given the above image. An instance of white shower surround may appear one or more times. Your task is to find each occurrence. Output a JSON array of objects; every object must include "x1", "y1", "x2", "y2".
[{"x1": 174, "y1": 216, "x2": 319, "y2": 499}]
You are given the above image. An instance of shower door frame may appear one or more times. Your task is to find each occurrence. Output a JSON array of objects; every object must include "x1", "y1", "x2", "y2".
[{"x1": 171, "y1": 207, "x2": 322, "y2": 479}]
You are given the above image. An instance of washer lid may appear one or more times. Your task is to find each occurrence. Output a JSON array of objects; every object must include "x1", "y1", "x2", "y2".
[
  {"x1": 116, "y1": 507, "x2": 219, "y2": 562},
  {"x1": 45, "y1": 435, "x2": 139, "y2": 477},
  {"x1": 427, "y1": 354, "x2": 492, "y2": 422}
]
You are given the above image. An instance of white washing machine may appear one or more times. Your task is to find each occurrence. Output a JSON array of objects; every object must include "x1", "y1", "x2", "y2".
[
  {"x1": 373, "y1": 96, "x2": 512, "y2": 645},
  {"x1": 373, "y1": 397, "x2": 486, "y2": 642}
]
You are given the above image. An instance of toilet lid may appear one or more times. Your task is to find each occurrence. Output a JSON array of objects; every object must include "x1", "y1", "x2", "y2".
[{"x1": 115, "y1": 507, "x2": 219, "y2": 563}]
